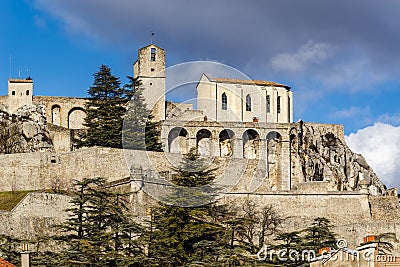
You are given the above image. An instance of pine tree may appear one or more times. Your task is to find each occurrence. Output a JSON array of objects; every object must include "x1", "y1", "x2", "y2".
[
  {"x1": 122, "y1": 76, "x2": 162, "y2": 151},
  {"x1": 77, "y1": 65, "x2": 129, "y2": 148}
]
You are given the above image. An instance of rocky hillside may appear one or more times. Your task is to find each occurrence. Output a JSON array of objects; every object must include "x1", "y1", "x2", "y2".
[
  {"x1": 0, "y1": 104, "x2": 53, "y2": 154},
  {"x1": 292, "y1": 122, "x2": 386, "y2": 194}
]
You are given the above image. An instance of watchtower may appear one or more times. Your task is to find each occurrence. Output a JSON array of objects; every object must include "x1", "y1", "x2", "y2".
[
  {"x1": 133, "y1": 44, "x2": 166, "y2": 121},
  {"x1": 7, "y1": 78, "x2": 33, "y2": 114}
]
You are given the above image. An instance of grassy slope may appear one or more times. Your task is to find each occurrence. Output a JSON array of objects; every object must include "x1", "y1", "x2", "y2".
[{"x1": 0, "y1": 191, "x2": 32, "y2": 211}]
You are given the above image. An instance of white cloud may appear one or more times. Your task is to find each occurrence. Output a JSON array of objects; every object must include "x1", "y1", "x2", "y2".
[
  {"x1": 346, "y1": 123, "x2": 400, "y2": 189},
  {"x1": 270, "y1": 41, "x2": 333, "y2": 73}
]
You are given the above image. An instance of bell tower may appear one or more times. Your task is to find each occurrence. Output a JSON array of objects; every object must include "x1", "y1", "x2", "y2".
[{"x1": 133, "y1": 44, "x2": 166, "y2": 121}]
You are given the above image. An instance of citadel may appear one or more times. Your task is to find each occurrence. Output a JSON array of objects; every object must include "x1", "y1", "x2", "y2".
[{"x1": 0, "y1": 44, "x2": 399, "y2": 254}]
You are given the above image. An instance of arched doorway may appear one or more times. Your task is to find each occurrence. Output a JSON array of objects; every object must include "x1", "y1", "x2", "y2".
[
  {"x1": 219, "y1": 129, "x2": 234, "y2": 157},
  {"x1": 242, "y1": 129, "x2": 259, "y2": 159},
  {"x1": 51, "y1": 105, "x2": 61, "y2": 126},
  {"x1": 196, "y1": 129, "x2": 212, "y2": 157},
  {"x1": 168, "y1": 127, "x2": 189, "y2": 154},
  {"x1": 68, "y1": 108, "x2": 86, "y2": 129}
]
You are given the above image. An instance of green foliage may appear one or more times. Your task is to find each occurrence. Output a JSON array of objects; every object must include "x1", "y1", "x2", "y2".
[
  {"x1": 303, "y1": 217, "x2": 336, "y2": 252},
  {"x1": 147, "y1": 150, "x2": 230, "y2": 266},
  {"x1": 0, "y1": 235, "x2": 21, "y2": 266},
  {"x1": 37, "y1": 177, "x2": 145, "y2": 266},
  {"x1": 123, "y1": 76, "x2": 162, "y2": 151},
  {"x1": 77, "y1": 65, "x2": 131, "y2": 149},
  {"x1": 374, "y1": 233, "x2": 399, "y2": 255}
]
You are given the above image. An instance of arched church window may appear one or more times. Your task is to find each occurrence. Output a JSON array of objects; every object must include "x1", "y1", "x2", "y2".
[
  {"x1": 266, "y1": 95, "x2": 270, "y2": 113},
  {"x1": 277, "y1": 96, "x2": 281, "y2": 113},
  {"x1": 246, "y1": 94, "x2": 252, "y2": 111},
  {"x1": 151, "y1": 48, "x2": 156, "y2": 61},
  {"x1": 26, "y1": 90, "x2": 29, "y2": 96},
  {"x1": 222, "y1": 93, "x2": 227, "y2": 110}
]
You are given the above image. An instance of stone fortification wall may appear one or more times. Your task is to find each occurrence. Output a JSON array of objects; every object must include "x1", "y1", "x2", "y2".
[
  {"x1": 0, "y1": 192, "x2": 71, "y2": 239},
  {"x1": 220, "y1": 193, "x2": 400, "y2": 251}
]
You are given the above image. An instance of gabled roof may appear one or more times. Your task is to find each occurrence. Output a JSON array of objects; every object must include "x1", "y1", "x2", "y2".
[
  {"x1": 198, "y1": 73, "x2": 291, "y2": 90},
  {"x1": 0, "y1": 258, "x2": 17, "y2": 267}
]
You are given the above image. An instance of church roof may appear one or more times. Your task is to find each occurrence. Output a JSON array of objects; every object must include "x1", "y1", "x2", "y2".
[
  {"x1": 200, "y1": 73, "x2": 290, "y2": 90},
  {"x1": 213, "y1": 77, "x2": 290, "y2": 89}
]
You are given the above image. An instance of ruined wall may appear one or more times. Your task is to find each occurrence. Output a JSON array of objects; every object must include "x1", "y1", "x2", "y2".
[{"x1": 33, "y1": 96, "x2": 87, "y2": 129}]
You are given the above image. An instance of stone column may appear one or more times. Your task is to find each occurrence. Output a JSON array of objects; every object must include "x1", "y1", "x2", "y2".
[
  {"x1": 232, "y1": 138, "x2": 243, "y2": 158},
  {"x1": 280, "y1": 138, "x2": 291, "y2": 190}
]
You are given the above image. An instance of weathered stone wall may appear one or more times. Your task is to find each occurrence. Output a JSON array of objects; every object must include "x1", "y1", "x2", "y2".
[
  {"x1": 0, "y1": 192, "x2": 71, "y2": 239},
  {"x1": 33, "y1": 96, "x2": 87, "y2": 129}
]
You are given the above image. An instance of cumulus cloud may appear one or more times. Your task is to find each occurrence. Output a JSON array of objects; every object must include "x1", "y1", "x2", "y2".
[{"x1": 346, "y1": 123, "x2": 400, "y2": 189}]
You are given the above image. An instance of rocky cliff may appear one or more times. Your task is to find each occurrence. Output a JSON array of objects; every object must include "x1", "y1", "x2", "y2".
[
  {"x1": 291, "y1": 122, "x2": 386, "y2": 194},
  {"x1": 0, "y1": 104, "x2": 53, "y2": 154}
]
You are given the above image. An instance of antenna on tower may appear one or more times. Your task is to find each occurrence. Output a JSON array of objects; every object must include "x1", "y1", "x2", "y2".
[{"x1": 150, "y1": 31, "x2": 155, "y2": 44}]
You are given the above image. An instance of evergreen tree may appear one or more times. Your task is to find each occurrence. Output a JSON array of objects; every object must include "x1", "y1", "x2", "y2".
[
  {"x1": 147, "y1": 150, "x2": 228, "y2": 265},
  {"x1": 123, "y1": 76, "x2": 162, "y2": 151},
  {"x1": 77, "y1": 65, "x2": 129, "y2": 148},
  {"x1": 47, "y1": 177, "x2": 145, "y2": 266},
  {"x1": 303, "y1": 217, "x2": 336, "y2": 252}
]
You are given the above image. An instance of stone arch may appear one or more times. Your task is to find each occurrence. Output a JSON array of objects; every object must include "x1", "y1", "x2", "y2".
[
  {"x1": 68, "y1": 107, "x2": 86, "y2": 129},
  {"x1": 196, "y1": 129, "x2": 213, "y2": 156},
  {"x1": 168, "y1": 127, "x2": 189, "y2": 154},
  {"x1": 219, "y1": 129, "x2": 234, "y2": 157},
  {"x1": 242, "y1": 129, "x2": 259, "y2": 159},
  {"x1": 51, "y1": 105, "x2": 61, "y2": 126},
  {"x1": 266, "y1": 131, "x2": 282, "y2": 162}
]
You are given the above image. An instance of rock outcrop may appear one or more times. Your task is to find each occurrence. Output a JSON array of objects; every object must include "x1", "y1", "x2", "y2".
[
  {"x1": 291, "y1": 122, "x2": 386, "y2": 194},
  {"x1": 0, "y1": 104, "x2": 53, "y2": 154}
]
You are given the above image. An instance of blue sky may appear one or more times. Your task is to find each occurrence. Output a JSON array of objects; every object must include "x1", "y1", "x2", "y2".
[{"x1": 1, "y1": 0, "x2": 400, "y2": 188}]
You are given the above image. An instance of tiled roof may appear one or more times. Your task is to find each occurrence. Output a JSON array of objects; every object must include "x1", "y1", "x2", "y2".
[
  {"x1": 213, "y1": 77, "x2": 290, "y2": 89},
  {"x1": 0, "y1": 258, "x2": 17, "y2": 267}
]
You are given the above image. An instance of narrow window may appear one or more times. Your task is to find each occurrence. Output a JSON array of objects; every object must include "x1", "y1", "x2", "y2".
[
  {"x1": 11, "y1": 91, "x2": 15, "y2": 96},
  {"x1": 246, "y1": 94, "x2": 252, "y2": 111},
  {"x1": 26, "y1": 90, "x2": 29, "y2": 96},
  {"x1": 222, "y1": 93, "x2": 227, "y2": 110},
  {"x1": 266, "y1": 95, "x2": 270, "y2": 113},
  {"x1": 277, "y1": 96, "x2": 281, "y2": 113},
  {"x1": 150, "y1": 48, "x2": 156, "y2": 61},
  {"x1": 151, "y1": 68, "x2": 155, "y2": 72}
]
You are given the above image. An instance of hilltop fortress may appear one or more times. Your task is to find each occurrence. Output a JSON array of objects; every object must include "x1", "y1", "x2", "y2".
[{"x1": 0, "y1": 44, "x2": 399, "y2": 251}]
